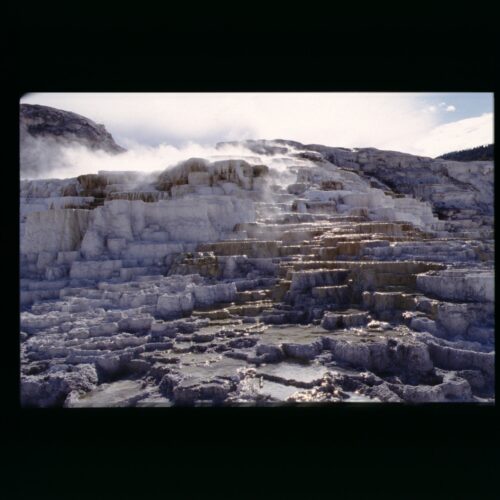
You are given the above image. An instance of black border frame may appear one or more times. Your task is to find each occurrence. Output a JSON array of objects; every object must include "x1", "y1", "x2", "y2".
[{"x1": 5, "y1": 4, "x2": 498, "y2": 495}]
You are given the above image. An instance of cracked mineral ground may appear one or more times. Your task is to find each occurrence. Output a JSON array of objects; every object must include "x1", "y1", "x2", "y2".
[{"x1": 20, "y1": 136, "x2": 495, "y2": 406}]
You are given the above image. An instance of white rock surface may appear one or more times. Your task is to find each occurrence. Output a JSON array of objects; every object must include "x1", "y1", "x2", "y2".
[
  {"x1": 417, "y1": 269, "x2": 494, "y2": 302},
  {"x1": 22, "y1": 209, "x2": 91, "y2": 253},
  {"x1": 19, "y1": 139, "x2": 495, "y2": 406}
]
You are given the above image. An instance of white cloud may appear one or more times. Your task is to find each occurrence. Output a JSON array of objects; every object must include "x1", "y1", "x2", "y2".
[
  {"x1": 437, "y1": 102, "x2": 456, "y2": 112},
  {"x1": 412, "y1": 113, "x2": 493, "y2": 157}
]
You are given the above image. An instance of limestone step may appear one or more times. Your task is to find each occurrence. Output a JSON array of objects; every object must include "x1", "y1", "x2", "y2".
[
  {"x1": 197, "y1": 240, "x2": 281, "y2": 258},
  {"x1": 321, "y1": 309, "x2": 370, "y2": 330},
  {"x1": 235, "y1": 289, "x2": 273, "y2": 303},
  {"x1": 227, "y1": 300, "x2": 275, "y2": 317}
]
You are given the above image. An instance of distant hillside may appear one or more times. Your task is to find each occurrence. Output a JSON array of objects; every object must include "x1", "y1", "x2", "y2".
[
  {"x1": 437, "y1": 144, "x2": 493, "y2": 161},
  {"x1": 20, "y1": 103, "x2": 126, "y2": 177}
]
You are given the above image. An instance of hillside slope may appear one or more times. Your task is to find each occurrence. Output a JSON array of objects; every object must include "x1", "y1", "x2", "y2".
[{"x1": 20, "y1": 103, "x2": 125, "y2": 177}]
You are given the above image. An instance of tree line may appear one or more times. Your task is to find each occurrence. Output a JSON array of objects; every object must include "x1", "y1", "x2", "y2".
[{"x1": 437, "y1": 144, "x2": 493, "y2": 161}]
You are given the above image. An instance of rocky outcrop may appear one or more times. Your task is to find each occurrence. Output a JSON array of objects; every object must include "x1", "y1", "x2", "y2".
[
  {"x1": 21, "y1": 363, "x2": 98, "y2": 407},
  {"x1": 20, "y1": 104, "x2": 125, "y2": 177},
  {"x1": 20, "y1": 104, "x2": 124, "y2": 152}
]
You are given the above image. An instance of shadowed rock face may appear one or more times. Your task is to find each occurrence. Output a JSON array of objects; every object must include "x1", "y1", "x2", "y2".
[{"x1": 20, "y1": 104, "x2": 125, "y2": 176}]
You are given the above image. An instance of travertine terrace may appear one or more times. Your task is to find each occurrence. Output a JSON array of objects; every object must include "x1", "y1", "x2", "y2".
[{"x1": 20, "y1": 139, "x2": 495, "y2": 406}]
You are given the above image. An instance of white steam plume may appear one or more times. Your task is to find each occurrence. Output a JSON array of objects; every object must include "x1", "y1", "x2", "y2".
[{"x1": 20, "y1": 140, "x2": 267, "y2": 180}]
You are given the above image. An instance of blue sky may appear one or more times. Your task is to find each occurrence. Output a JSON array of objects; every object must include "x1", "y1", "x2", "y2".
[
  {"x1": 414, "y1": 92, "x2": 493, "y2": 123},
  {"x1": 21, "y1": 93, "x2": 493, "y2": 157}
]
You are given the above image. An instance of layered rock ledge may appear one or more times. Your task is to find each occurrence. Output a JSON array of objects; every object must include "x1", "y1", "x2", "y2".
[{"x1": 20, "y1": 139, "x2": 494, "y2": 406}]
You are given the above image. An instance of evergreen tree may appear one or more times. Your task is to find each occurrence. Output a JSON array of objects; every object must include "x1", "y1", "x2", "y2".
[{"x1": 437, "y1": 144, "x2": 494, "y2": 161}]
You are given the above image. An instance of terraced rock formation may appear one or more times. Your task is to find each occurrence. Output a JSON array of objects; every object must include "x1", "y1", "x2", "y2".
[{"x1": 20, "y1": 140, "x2": 494, "y2": 406}]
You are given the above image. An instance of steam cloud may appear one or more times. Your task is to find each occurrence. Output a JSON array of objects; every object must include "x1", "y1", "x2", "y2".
[{"x1": 20, "y1": 139, "x2": 268, "y2": 180}]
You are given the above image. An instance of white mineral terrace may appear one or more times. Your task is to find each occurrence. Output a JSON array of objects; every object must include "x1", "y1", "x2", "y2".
[{"x1": 19, "y1": 143, "x2": 495, "y2": 406}]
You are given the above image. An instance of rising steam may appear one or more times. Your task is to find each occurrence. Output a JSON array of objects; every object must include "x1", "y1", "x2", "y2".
[{"x1": 20, "y1": 139, "x2": 272, "y2": 181}]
